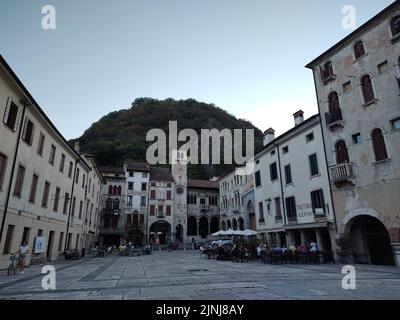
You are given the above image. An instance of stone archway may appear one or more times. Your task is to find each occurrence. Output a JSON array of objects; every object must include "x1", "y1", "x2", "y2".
[
  {"x1": 238, "y1": 217, "x2": 244, "y2": 231},
  {"x1": 347, "y1": 215, "x2": 394, "y2": 266},
  {"x1": 149, "y1": 221, "x2": 171, "y2": 245},
  {"x1": 210, "y1": 216, "x2": 219, "y2": 234},
  {"x1": 227, "y1": 220, "x2": 231, "y2": 230},
  {"x1": 199, "y1": 216, "x2": 209, "y2": 238},
  {"x1": 232, "y1": 218, "x2": 238, "y2": 231},
  {"x1": 176, "y1": 224, "x2": 183, "y2": 242},
  {"x1": 221, "y1": 220, "x2": 226, "y2": 231}
]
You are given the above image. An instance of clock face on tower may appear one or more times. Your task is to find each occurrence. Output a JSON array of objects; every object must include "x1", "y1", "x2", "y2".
[{"x1": 175, "y1": 185, "x2": 185, "y2": 195}]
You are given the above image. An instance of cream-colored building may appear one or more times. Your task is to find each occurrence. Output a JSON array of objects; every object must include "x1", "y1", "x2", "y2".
[
  {"x1": 0, "y1": 55, "x2": 104, "y2": 269},
  {"x1": 306, "y1": 1, "x2": 400, "y2": 266}
]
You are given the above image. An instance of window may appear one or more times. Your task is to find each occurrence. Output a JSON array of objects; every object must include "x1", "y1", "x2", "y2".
[
  {"x1": 128, "y1": 182, "x2": 133, "y2": 190},
  {"x1": 167, "y1": 190, "x2": 172, "y2": 200},
  {"x1": 29, "y1": 174, "x2": 39, "y2": 203},
  {"x1": 311, "y1": 189, "x2": 325, "y2": 213},
  {"x1": 150, "y1": 205, "x2": 155, "y2": 215},
  {"x1": 117, "y1": 186, "x2": 121, "y2": 195},
  {"x1": 129, "y1": 172, "x2": 133, "y2": 177},
  {"x1": 306, "y1": 132, "x2": 314, "y2": 143},
  {"x1": 343, "y1": 81, "x2": 352, "y2": 94},
  {"x1": 335, "y1": 140, "x2": 349, "y2": 164},
  {"x1": 258, "y1": 202, "x2": 264, "y2": 222},
  {"x1": 0, "y1": 153, "x2": 7, "y2": 190},
  {"x1": 274, "y1": 197, "x2": 282, "y2": 220},
  {"x1": 59, "y1": 154, "x2": 65, "y2": 173},
  {"x1": 127, "y1": 196, "x2": 133, "y2": 206},
  {"x1": 285, "y1": 197, "x2": 297, "y2": 220},
  {"x1": 82, "y1": 174, "x2": 85, "y2": 188},
  {"x1": 22, "y1": 227, "x2": 30, "y2": 244},
  {"x1": 391, "y1": 117, "x2": 400, "y2": 130},
  {"x1": 13, "y1": 165, "x2": 25, "y2": 197},
  {"x1": 390, "y1": 15, "x2": 400, "y2": 37},
  {"x1": 53, "y1": 187, "x2": 60, "y2": 212},
  {"x1": 167, "y1": 183, "x2": 171, "y2": 187},
  {"x1": 328, "y1": 91, "x2": 340, "y2": 112},
  {"x1": 75, "y1": 168, "x2": 80, "y2": 183},
  {"x1": 270, "y1": 150, "x2": 275, "y2": 156},
  {"x1": 58, "y1": 232, "x2": 64, "y2": 252},
  {"x1": 141, "y1": 183, "x2": 147, "y2": 191},
  {"x1": 68, "y1": 161, "x2": 73, "y2": 178},
  {"x1": 270, "y1": 162, "x2": 278, "y2": 181},
  {"x1": 320, "y1": 61, "x2": 334, "y2": 80},
  {"x1": 140, "y1": 196, "x2": 146, "y2": 206},
  {"x1": 282, "y1": 146, "x2": 289, "y2": 154},
  {"x1": 63, "y1": 193, "x2": 69, "y2": 214},
  {"x1": 166, "y1": 205, "x2": 171, "y2": 216},
  {"x1": 284, "y1": 165, "x2": 292, "y2": 184},
  {"x1": 3, "y1": 225, "x2": 15, "y2": 254},
  {"x1": 361, "y1": 75, "x2": 375, "y2": 103},
  {"x1": 352, "y1": 133, "x2": 362, "y2": 144},
  {"x1": 309, "y1": 154, "x2": 319, "y2": 176},
  {"x1": 79, "y1": 201, "x2": 83, "y2": 219},
  {"x1": 71, "y1": 197, "x2": 76, "y2": 217},
  {"x1": 37, "y1": 133, "x2": 45, "y2": 156},
  {"x1": 127, "y1": 214, "x2": 132, "y2": 224},
  {"x1": 142, "y1": 172, "x2": 147, "y2": 178},
  {"x1": 42, "y1": 181, "x2": 50, "y2": 207},
  {"x1": 22, "y1": 118, "x2": 35, "y2": 146},
  {"x1": 255, "y1": 171, "x2": 261, "y2": 187},
  {"x1": 353, "y1": 41, "x2": 365, "y2": 59},
  {"x1": 49, "y1": 145, "x2": 56, "y2": 165},
  {"x1": 3, "y1": 99, "x2": 19, "y2": 131},
  {"x1": 371, "y1": 128, "x2": 388, "y2": 161}
]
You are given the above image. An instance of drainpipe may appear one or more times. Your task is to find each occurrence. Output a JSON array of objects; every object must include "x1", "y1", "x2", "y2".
[
  {"x1": 64, "y1": 159, "x2": 79, "y2": 251},
  {"x1": 0, "y1": 100, "x2": 31, "y2": 243}
]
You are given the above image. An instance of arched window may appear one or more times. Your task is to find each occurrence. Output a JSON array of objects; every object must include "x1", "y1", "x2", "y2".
[
  {"x1": 361, "y1": 75, "x2": 375, "y2": 103},
  {"x1": 187, "y1": 216, "x2": 197, "y2": 236},
  {"x1": 371, "y1": 129, "x2": 388, "y2": 161},
  {"x1": 328, "y1": 92, "x2": 340, "y2": 111},
  {"x1": 113, "y1": 198, "x2": 120, "y2": 210},
  {"x1": 390, "y1": 15, "x2": 400, "y2": 37},
  {"x1": 354, "y1": 41, "x2": 365, "y2": 59},
  {"x1": 108, "y1": 185, "x2": 113, "y2": 195},
  {"x1": 321, "y1": 61, "x2": 334, "y2": 80},
  {"x1": 113, "y1": 186, "x2": 117, "y2": 195},
  {"x1": 227, "y1": 220, "x2": 231, "y2": 230},
  {"x1": 106, "y1": 198, "x2": 113, "y2": 210},
  {"x1": 335, "y1": 140, "x2": 350, "y2": 164},
  {"x1": 117, "y1": 186, "x2": 122, "y2": 195},
  {"x1": 221, "y1": 221, "x2": 226, "y2": 231},
  {"x1": 232, "y1": 219, "x2": 238, "y2": 231}
]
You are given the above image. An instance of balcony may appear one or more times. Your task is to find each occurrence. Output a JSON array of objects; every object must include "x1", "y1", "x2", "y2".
[
  {"x1": 199, "y1": 204, "x2": 209, "y2": 212},
  {"x1": 330, "y1": 162, "x2": 353, "y2": 184},
  {"x1": 325, "y1": 109, "x2": 344, "y2": 130}
]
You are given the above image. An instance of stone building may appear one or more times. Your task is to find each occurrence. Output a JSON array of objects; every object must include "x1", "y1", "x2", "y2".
[
  {"x1": 0, "y1": 55, "x2": 104, "y2": 269},
  {"x1": 252, "y1": 112, "x2": 335, "y2": 252},
  {"x1": 219, "y1": 170, "x2": 253, "y2": 232},
  {"x1": 306, "y1": 1, "x2": 400, "y2": 266},
  {"x1": 186, "y1": 179, "x2": 220, "y2": 242}
]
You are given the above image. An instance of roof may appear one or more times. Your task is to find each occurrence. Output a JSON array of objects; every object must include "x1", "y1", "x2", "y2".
[
  {"x1": 150, "y1": 167, "x2": 174, "y2": 182},
  {"x1": 99, "y1": 166, "x2": 124, "y2": 175},
  {"x1": 0, "y1": 54, "x2": 91, "y2": 171},
  {"x1": 305, "y1": 0, "x2": 400, "y2": 68},
  {"x1": 254, "y1": 114, "x2": 320, "y2": 159},
  {"x1": 125, "y1": 162, "x2": 150, "y2": 172},
  {"x1": 187, "y1": 179, "x2": 219, "y2": 190}
]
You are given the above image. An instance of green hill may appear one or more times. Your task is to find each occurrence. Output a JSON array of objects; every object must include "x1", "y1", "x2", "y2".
[{"x1": 71, "y1": 97, "x2": 264, "y2": 179}]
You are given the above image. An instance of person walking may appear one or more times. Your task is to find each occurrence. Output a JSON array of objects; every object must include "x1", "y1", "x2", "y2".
[{"x1": 18, "y1": 241, "x2": 29, "y2": 275}]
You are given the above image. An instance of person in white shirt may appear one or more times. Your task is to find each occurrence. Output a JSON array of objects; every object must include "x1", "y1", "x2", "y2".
[{"x1": 18, "y1": 241, "x2": 29, "y2": 275}]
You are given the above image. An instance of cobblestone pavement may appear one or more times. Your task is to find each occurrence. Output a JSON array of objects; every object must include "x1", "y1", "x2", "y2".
[{"x1": 0, "y1": 250, "x2": 399, "y2": 300}]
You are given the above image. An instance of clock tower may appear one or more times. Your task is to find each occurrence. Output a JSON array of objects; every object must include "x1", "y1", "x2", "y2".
[{"x1": 171, "y1": 150, "x2": 188, "y2": 244}]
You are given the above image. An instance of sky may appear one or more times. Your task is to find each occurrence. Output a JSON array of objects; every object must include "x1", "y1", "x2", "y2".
[{"x1": 0, "y1": 0, "x2": 395, "y2": 140}]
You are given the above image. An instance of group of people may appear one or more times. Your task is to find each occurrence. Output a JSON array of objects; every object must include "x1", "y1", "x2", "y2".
[
  {"x1": 10, "y1": 241, "x2": 29, "y2": 275},
  {"x1": 256, "y1": 241, "x2": 319, "y2": 257}
]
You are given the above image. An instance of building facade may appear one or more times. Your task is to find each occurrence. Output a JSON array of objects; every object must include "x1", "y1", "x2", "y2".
[
  {"x1": 0, "y1": 56, "x2": 104, "y2": 269},
  {"x1": 252, "y1": 112, "x2": 335, "y2": 252},
  {"x1": 306, "y1": 1, "x2": 400, "y2": 266}
]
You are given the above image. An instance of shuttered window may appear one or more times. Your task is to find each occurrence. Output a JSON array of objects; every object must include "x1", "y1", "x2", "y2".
[
  {"x1": 3, "y1": 99, "x2": 19, "y2": 131},
  {"x1": 22, "y1": 118, "x2": 35, "y2": 146},
  {"x1": 309, "y1": 154, "x2": 319, "y2": 176}
]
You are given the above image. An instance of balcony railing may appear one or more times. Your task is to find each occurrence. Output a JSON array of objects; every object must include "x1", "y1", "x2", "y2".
[
  {"x1": 199, "y1": 204, "x2": 209, "y2": 211},
  {"x1": 330, "y1": 162, "x2": 353, "y2": 183},
  {"x1": 325, "y1": 109, "x2": 344, "y2": 128}
]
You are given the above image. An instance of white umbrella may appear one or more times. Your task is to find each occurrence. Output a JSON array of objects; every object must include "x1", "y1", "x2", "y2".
[
  {"x1": 221, "y1": 228, "x2": 236, "y2": 236},
  {"x1": 241, "y1": 229, "x2": 258, "y2": 236},
  {"x1": 211, "y1": 230, "x2": 225, "y2": 236}
]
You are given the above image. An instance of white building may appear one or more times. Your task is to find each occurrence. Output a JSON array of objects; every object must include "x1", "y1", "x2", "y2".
[
  {"x1": 253, "y1": 111, "x2": 335, "y2": 252},
  {"x1": 0, "y1": 55, "x2": 104, "y2": 269},
  {"x1": 306, "y1": 1, "x2": 400, "y2": 266}
]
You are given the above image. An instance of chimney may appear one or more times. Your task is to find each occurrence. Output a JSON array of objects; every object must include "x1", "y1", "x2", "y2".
[
  {"x1": 263, "y1": 128, "x2": 275, "y2": 146},
  {"x1": 293, "y1": 110, "x2": 304, "y2": 126},
  {"x1": 74, "y1": 142, "x2": 80, "y2": 153}
]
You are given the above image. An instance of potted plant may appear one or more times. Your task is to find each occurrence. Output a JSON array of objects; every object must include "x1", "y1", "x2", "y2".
[{"x1": 335, "y1": 236, "x2": 353, "y2": 264}]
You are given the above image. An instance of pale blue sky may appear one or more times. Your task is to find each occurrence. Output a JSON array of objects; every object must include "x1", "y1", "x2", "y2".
[{"x1": 0, "y1": 0, "x2": 394, "y2": 139}]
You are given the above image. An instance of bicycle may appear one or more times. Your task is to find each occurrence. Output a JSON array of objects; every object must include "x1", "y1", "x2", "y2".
[{"x1": 7, "y1": 253, "x2": 20, "y2": 276}]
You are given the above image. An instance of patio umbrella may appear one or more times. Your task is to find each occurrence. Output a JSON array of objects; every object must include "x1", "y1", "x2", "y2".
[
  {"x1": 241, "y1": 229, "x2": 258, "y2": 236},
  {"x1": 211, "y1": 230, "x2": 225, "y2": 236}
]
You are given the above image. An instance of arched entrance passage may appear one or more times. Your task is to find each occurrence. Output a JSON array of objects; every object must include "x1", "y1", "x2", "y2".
[
  {"x1": 227, "y1": 220, "x2": 231, "y2": 230},
  {"x1": 127, "y1": 230, "x2": 144, "y2": 246},
  {"x1": 187, "y1": 216, "x2": 197, "y2": 236},
  {"x1": 149, "y1": 221, "x2": 171, "y2": 245},
  {"x1": 210, "y1": 216, "x2": 219, "y2": 234},
  {"x1": 247, "y1": 201, "x2": 256, "y2": 230},
  {"x1": 221, "y1": 221, "x2": 226, "y2": 231},
  {"x1": 232, "y1": 218, "x2": 238, "y2": 231},
  {"x1": 199, "y1": 217, "x2": 209, "y2": 238},
  {"x1": 238, "y1": 217, "x2": 244, "y2": 231},
  {"x1": 176, "y1": 224, "x2": 183, "y2": 242},
  {"x1": 349, "y1": 215, "x2": 394, "y2": 266}
]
